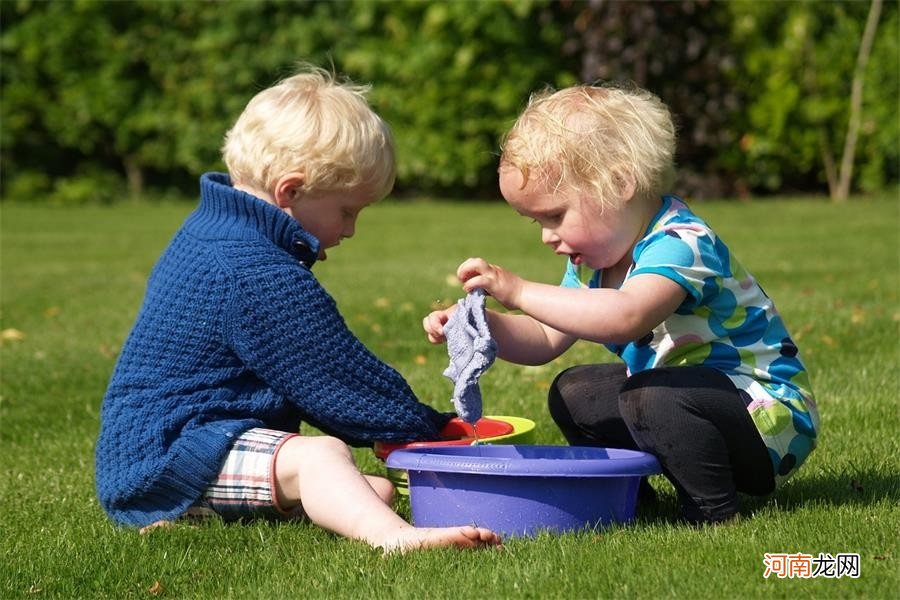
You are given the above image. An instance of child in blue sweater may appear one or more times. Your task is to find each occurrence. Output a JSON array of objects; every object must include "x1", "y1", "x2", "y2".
[
  {"x1": 424, "y1": 83, "x2": 819, "y2": 524},
  {"x1": 95, "y1": 65, "x2": 500, "y2": 552}
]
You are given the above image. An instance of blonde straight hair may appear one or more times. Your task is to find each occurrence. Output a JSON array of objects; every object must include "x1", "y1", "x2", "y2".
[{"x1": 223, "y1": 64, "x2": 395, "y2": 198}]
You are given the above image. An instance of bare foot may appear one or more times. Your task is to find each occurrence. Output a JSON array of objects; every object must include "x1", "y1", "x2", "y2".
[
  {"x1": 379, "y1": 525, "x2": 502, "y2": 554},
  {"x1": 139, "y1": 520, "x2": 173, "y2": 535}
]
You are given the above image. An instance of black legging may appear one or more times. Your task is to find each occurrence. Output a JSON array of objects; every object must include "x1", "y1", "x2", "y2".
[{"x1": 548, "y1": 363, "x2": 775, "y2": 523}]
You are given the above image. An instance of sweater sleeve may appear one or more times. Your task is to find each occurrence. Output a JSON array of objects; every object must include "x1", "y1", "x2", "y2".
[{"x1": 226, "y1": 259, "x2": 450, "y2": 446}]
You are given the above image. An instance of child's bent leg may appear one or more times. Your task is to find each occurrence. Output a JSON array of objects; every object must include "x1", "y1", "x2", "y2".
[
  {"x1": 548, "y1": 363, "x2": 657, "y2": 504},
  {"x1": 548, "y1": 363, "x2": 635, "y2": 447},
  {"x1": 363, "y1": 474, "x2": 395, "y2": 505},
  {"x1": 274, "y1": 435, "x2": 501, "y2": 552},
  {"x1": 618, "y1": 366, "x2": 775, "y2": 523}
]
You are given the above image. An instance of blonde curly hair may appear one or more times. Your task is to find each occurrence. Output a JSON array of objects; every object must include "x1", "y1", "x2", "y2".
[
  {"x1": 223, "y1": 64, "x2": 395, "y2": 198},
  {"x1": 500, "y1": 83, "x2": 676, "y2": 211}
]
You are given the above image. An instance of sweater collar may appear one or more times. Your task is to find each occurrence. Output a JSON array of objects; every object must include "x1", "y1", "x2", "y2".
[{"x1": 193, "y1": 172, "x2": 320, "y2": 268}]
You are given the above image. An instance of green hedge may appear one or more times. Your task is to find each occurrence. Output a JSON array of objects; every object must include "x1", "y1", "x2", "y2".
[{"x1": 1, "y1": 0, "x2": 896, "y2": 202}]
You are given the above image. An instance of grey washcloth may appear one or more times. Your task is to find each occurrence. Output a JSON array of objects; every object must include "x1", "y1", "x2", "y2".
[{"x1": 442, "y1": 288, "x2": 497, "y2": 424}]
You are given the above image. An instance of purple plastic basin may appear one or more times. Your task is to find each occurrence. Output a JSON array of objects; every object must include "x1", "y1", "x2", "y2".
[{"x1": 386, "y1": 445, "x2": 661, "y2": 537}]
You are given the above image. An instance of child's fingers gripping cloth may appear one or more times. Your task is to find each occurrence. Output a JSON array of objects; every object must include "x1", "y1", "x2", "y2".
[{"x1": 442, "y1": 288, "x2": 497, "y2": 424}]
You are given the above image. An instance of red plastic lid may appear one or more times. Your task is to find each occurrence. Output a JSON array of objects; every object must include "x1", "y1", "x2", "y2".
[{"x1": 374, "y1": 417, "x2": 514, "y2": 460}]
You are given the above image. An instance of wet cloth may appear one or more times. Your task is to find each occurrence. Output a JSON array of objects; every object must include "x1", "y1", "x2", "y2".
[{"x1": 442, "y1": 289, "x2": 497, "y2": 424}]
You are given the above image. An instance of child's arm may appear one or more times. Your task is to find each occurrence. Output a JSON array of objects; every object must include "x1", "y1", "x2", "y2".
[
  {"x1": 425, "y1": 305, "x2": 575, "y2": 365},
  {"x1": 457, "y1": 257, "x2": 687, "y2": 346},
  {"x1": 486, "y1": 310, "x2": 576, "y2": 365},
  {"x1": 230, "y1": 263, "x2": 450, "y2": 445}
]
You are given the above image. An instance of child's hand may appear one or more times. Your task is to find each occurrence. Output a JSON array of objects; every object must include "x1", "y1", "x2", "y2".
[
  {"x1": 457, "y1": 258, "x2": 524, "y2": 310},
  {"x1": 423, "y1": 304, "x2": 458, "y2": 344}
]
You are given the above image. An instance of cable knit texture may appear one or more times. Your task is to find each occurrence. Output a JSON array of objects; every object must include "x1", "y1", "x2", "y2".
[{"x1": 95, "y1": 172, "x2": 449, "y2": 527}]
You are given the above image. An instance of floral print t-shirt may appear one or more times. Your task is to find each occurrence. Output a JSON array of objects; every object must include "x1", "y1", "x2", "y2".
[{"x1": 561, "y1": 195, "x2": 819, "y2": 484}]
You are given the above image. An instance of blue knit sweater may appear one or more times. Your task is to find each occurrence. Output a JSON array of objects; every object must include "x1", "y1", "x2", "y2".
[{"x1": 95, "y1": 173, "x2": 449, "y2": 527}]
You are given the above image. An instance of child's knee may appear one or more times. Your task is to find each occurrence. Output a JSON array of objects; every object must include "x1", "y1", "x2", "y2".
[
  {"x1": 547, "y1": 366, "x2": 583, "y2": 424},
  {"x1": 547, "y1": 370, "x2": 568, "y2": 422},
  {"x1": 303, "y1": 435, "x2": 354, "y2": 461},
  {"x1": 364, "y1": 475, "x2": 395, "y2": 505},
  {"x1": 617, "y1": 371, "x2": 683, "y2": 437},
  {"x1": 278, "y1": 435, "x2": 353, "y2": 473},
  {"x1": 274, "y1": 435, "x2": 355, "y2": 507}
]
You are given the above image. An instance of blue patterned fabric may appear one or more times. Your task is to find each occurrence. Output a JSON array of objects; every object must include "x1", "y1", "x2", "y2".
[
  {"x1": 95, "y1": 173, "x2": 449, "y2": 527},
  {"x1": 561, "y1": 195, "x2": 818, "y2": 483},
  {"x1": 442, "y1": 289, "x2": 497, "y2": 424}
]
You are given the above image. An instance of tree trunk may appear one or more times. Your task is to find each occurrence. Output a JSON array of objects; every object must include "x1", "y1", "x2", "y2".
[
  {"x1": 123, "y1": 156, "x2": 144, "y2": 202},
  {"x1": 819, "y1": 128, "x2": 838, "y2": 194},
  {"x1": 832, "y1": 0, "x2": 883, "y2": 202}
]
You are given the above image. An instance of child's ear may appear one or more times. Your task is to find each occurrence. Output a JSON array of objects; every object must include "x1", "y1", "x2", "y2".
[
  {"x1": 614, "y1": 169, "x2": 637, "y2": 202},
  {"x1": 273, "y1": 172, "x2": 305, "y2": 209}
]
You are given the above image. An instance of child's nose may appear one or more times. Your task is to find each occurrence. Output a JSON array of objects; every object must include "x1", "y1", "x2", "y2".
[{"x1": 541, "y1": 227, "x2": 559, "y2": 245}]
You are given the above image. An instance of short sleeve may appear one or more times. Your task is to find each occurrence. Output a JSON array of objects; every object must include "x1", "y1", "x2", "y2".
[
  {"x1": 560, "y1": 259, "x2": 601, "y2": 289},
  {"x1": 630, "y1": 223, "x2": 729, "y2": 308},
  {"x1": 560, "y1": 259, "x2": 582, "y2": 288}
]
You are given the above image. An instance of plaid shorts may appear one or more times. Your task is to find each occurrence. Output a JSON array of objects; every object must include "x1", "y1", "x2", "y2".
[{"x1": 187, "y1": 427, "x2": 304, "y2": 522}]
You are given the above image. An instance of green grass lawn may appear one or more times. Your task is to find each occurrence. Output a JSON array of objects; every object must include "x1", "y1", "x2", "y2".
[{"x1": 1, "y1": 195, "x2": 898, "y2": 598}]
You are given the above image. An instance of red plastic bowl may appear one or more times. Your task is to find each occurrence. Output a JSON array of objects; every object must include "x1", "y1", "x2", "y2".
[{"x1": 374, "y1": 417, "x2": 514, "y2": 460}]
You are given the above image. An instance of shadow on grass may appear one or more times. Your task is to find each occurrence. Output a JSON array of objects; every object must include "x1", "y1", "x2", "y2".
[
  {"x1": 632, "y1": 466, "x2": 900, "y2": 527},
  {"x1": 750, "y1": 467, "x2": 900, "y2": 514}
]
